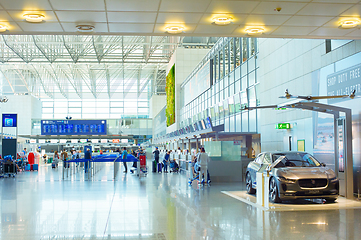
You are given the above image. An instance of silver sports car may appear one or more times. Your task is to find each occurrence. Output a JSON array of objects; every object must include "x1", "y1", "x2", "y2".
[{"x1": 245, "y1": 151, "x2": 339, "y2": 203}]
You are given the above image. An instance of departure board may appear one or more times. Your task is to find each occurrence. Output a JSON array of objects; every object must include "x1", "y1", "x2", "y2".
[{"x1": 41, "y1": 120, "x2": 107, "y2": 135}]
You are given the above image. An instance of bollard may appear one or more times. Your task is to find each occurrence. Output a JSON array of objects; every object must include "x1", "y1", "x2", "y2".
[
  {"x1": 137, "y1": 161, "x2": 140, "y2": 179},
  {"x1": 263, "y1": 171, "x2": 270, "y2": 209}
]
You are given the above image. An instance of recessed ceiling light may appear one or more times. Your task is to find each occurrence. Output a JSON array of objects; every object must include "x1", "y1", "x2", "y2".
[
  {"x1": 76, "y1": 25, "x2": 95, "y2": 32},
  {"x1": 23, "y1": 13, "x2": 45, "y2": 23},
  {"x1": 0, "y1": 25, "x2": 7, "y2": 32},
  {"x1": 339, "y1": 20, "x2": 360, "y2": 29},
  {"x1": 212, "y1": 16, "x2": 233, "y2": 26},
  {"x1": 165, "y1": 26, "x2": 185, "y2": 34},
  {"x1": 245, "y1": 27, "x2": 265, "y2": 35}
]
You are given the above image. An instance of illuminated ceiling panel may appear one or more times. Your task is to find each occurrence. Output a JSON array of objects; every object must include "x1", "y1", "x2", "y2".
[{"x1": 0, "y1": 35, "x2": 217, "y2": 99}]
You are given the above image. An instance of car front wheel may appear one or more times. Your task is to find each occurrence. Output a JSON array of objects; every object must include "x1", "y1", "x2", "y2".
[
  {"x1": 269, "y1": 177, "x2": 282, "y2": 203},
  {"x1": 246, "y1": 172, "x2": 255, "y2": 194}
]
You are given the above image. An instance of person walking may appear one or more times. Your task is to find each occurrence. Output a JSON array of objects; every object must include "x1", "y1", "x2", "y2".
[
  {"x1": 197, "y1": 148, "x2": 211, "y2": 184},
  {"x1": 163, "y1": 150, "x2": 170, "y2": 173},
  {"x1": 122, "y1": 147, "x2": 128, "y2": 173},
  {"x1": 53, "y1": 151, "x2": 59, "y2": 168},
  {"x1": 61, "y1": 149, "x2": 68, "y2": 168},
  {"x1": 84, "y1": 148, "x2": 91, "y2": 173}
]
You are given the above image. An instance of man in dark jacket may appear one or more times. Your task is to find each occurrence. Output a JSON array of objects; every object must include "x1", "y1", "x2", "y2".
[{"x1": 153, "y1": 147, "x2": 160, "y2": 163}]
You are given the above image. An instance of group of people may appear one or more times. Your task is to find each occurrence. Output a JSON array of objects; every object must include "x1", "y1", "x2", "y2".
[
  {"x1": 116, "y1": 147, "x2": 146, "y2": 173},
  {"x1": 52, "y1": 148, "x2": 84, "y2": 168},
  {"x1": 153, "y1": 146, "x2": 210, "y2": 182}
]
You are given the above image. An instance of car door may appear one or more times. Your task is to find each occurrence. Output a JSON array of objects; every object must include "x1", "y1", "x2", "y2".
[{"x1": 250, "y1": 153, "x2": 264, "y2": 184}]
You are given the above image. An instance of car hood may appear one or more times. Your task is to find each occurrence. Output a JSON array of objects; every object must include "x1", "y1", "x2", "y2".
[{"x1": 274, "y1": 167, "x2": 336, "y2": 179}]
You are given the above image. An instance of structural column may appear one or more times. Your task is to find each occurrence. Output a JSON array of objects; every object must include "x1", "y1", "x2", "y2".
[{"x1": 246, "y1": 135, "x2": 252, "y2": 159}]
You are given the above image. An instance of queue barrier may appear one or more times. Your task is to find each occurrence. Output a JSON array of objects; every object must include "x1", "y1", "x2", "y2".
[{"x1": 62, "y1": 154, "x2": 140, "y2": 180}]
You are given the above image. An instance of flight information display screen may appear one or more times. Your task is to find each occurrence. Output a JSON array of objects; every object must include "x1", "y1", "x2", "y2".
[{"x1": 41, "y1": 120, "x2": 107, "y2": 135}]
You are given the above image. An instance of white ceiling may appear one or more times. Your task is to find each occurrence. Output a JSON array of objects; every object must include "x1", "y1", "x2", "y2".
[{"x1": 0, "y1": 0, "x2": 360, "y2": 39}]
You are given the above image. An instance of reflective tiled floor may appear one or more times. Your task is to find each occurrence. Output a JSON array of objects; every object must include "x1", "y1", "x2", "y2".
[{"x1": 1, "y1": 163, "x2": 361, "y2": 240}]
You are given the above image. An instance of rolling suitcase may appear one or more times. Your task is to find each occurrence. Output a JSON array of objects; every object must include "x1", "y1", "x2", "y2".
[
  {"x1": 33, "y1": 164, "x2": 38, "y2": 171},
  {"x1": 152, "y1": 160, "x2": 156, "y2": 172},
  {"x1": 25, "y1": 164, "x2": 31, "y2": 171},
  {"x1": 52, "y1": 162, "x2": 56, "y2": 168},
  {"x1": 140, "y1": 155, "x2": 146, "y2": 166},
  {"x1": 157, "y1": 163, "x2": 162, "y2": 173}
]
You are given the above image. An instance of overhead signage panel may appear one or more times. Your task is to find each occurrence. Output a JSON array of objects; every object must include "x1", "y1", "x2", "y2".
[
  {"x1": 2, "y1": 114, "x2": 17, "y2": 127},
  {"x1": 41, "y1": 120, "x2": 107, "y2": 136}
]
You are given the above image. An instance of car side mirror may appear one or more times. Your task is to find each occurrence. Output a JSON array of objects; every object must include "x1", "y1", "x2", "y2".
[{"x1": 321, "y1": 163, "x2": 326, "y2": 167}]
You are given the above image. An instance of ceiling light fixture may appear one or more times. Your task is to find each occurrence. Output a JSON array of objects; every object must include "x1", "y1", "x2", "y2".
[
  {"x1": 0, "y1": 25, "x2": 7, "y2": 32},
  {"x1": 23, "y1": 13, "x2": 45, "y2": 23},
  {"x1": 212, "y1": 16, "x2": 233, "y2": 26},
  {"x1": 245, "y1": 27, "x2": 265, "y2": 35},
  {"x1": 339, "y1": 20, "x2": 360, "y2": 29},
  {"x1": 165, "y1": 26, "x2": 184, "y2": 34},
  {"x1": 76, "y1": 25, "x2": 95, "y2": 33}
]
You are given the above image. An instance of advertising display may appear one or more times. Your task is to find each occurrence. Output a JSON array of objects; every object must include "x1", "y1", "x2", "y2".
[
  {"x1": 166, "y1": 64, "x2": 175, "y2": 127},
  {"x1": 2, "y1": 114, "x2": 17, "y2": 127},
  {"x1": 313, "y1": 51, "x2": 361, "y2": 171},
  {"x1": 41, "y1": 120, "x2": 107, "y2": 135}
]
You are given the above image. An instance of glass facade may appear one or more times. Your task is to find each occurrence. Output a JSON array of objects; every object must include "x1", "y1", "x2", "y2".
[
  {"x1": 41, "y1": 99, "x2": 149, "y2": 119},
  {"x1": 180, "y1": 37, "x2": 260, "y2": 133}
]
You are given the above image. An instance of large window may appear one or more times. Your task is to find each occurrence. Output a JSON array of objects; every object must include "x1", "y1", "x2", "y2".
[
  {"x1": 180, "y1": 37, "x2": 260, "y2": 133},
  {"x1": 41, "y1": 99, "x2": 149, "y2": 119}
]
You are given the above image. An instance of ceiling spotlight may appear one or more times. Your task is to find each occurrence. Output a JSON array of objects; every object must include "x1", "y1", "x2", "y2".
[
  {"x1": 245, "y1": 27, "x2": 265, "y2": 35},
  {"x1": 165, "y1": 26, "x2": 185, "y2": 34},
  {"x1": 339, "y1": 20, "x2": 360, "y2": 29},
  {"x1": 76, "y1": 25, "x2": 95, "y2": 32},
  {"x1": 212, "y1": 16, "x2": 233, "y2": 26},
  {"x1": 23, "y1": 13, "x2": 45, "y2": 23},
  {"x1": 0, "y1": 25, "x2": 7, "y2": 32}
]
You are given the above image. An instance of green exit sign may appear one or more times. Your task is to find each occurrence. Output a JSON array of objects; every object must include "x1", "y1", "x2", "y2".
[{"x1": 276, "y1": 123, "x2": 291, "y2": 129}]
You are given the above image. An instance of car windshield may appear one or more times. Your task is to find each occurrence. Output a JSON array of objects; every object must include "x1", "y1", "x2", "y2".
[{"x1": 272, "y1": 152, "x2": 321, "y2": 168}]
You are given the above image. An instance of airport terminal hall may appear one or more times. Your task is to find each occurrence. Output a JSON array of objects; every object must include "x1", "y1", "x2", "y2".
[{"x1": 2, "y1": 0, "x2": 361, "y2": 239}]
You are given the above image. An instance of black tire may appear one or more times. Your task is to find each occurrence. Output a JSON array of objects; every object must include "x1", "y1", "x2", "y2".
[
  {"x1": 246, "y1": 172, "x2": 256, "y2": 194},
  {"x1": 325, "y1": 198, "x2": 337, "y2": 203},
  {"x1": 269, "y1": 177, "x2": 282, "y2": 203}
]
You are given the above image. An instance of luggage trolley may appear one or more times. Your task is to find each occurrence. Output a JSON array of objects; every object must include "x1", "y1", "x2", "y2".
[
  {"x1": 2, "y1": 155, "x2": 17, "y2": 178},
  {"x1": 138, "y1": 154, "x2": 147, "y2": 178},
  {"x1": 188, "y1": 162, "x2": 211, "y2": 186}
]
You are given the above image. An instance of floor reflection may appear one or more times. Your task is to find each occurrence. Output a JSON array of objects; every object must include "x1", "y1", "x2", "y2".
[{"x1": 0, "y1": 163, "x2": 361, "y2": 240}]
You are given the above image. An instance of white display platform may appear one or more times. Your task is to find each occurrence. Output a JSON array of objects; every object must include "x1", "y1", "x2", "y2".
[{"x1": 222, "y1": 190, "x2": 361, "y2": 212}]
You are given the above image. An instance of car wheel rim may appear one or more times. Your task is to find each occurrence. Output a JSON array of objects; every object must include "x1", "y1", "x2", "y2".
[
  {"x1": 270, "y1": 180, "x2": 276, "y2": 201},
  {"x1": 246, "y1": 175, "x2": 251, "y2": 192}
]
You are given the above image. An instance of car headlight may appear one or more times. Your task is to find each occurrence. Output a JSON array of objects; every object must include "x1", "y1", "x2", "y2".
[
  {"x1": 277, "y1": 176, "x2": 296, "y2": 184},
  {"x1": 329, "y1": 177, "x2": 338, "y2": 183}
]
